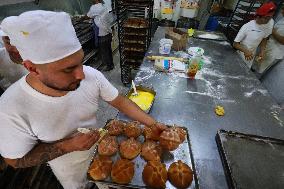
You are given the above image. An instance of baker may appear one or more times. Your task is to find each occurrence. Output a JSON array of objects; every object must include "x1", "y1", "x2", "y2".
[
  {"x1": 0, "y1": 10, "x2": 166, "y2": 189},
  {"x1": 87, "y1": 0, "x2": 114, "y2": 71},
  {"x1": 0, "y1": 30, "x2": 27, "y2": 92},
  {"x1": 233, "y1": 2, "x2": 276, "y2": 69},
  {"x1": 254, "y1": 5, "x2": 284, "y2": 77}
]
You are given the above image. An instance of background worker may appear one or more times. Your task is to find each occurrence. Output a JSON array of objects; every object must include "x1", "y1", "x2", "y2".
[
  {"x1": 0, "y1": 30, "x2": 27, "y2": 93},
  {"x1": 87, "y1": 0, "x2": 114, "y2": 71},
  {"x1": 233, "y1": 2, "x2": 276, "y2": 69}
]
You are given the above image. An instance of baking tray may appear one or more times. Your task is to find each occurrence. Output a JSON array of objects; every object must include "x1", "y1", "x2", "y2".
[
  {"x1": 126, "y1": 85, "x2": 156, "y2": 114},
  {"x1": 216, "y1": 130, "x2": 284, "y2": 189},
  {"x1": 88, "y1": 121, "x2": 199, "y2": 189},
  {"x1": 193, "y1": 31, "x2": 227, "y2": 41}
]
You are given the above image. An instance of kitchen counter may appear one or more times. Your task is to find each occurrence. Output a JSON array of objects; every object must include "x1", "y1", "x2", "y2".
[{"x1": 118, "y1": 27, "x2": 284, "y2": 189}]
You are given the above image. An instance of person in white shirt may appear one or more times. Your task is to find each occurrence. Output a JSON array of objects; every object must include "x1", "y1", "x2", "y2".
[
  {"x1": 233, "y1": 2, "x2": 276, "y2": 69},
  {"x1": 0, "y1": 10, "x2": 166, "y2": 189},
  {"x1": 87, "y1": 0, "x2": 114, "y2": 71},
  {"x1": 0, "y1": 31, "x2": 28, "y2": 91},
  {"x1": 254, "y1": 5, "x2": 284, "y2": 76}
]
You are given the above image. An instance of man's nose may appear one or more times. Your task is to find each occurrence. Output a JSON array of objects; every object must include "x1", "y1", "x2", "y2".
[{"x1": 74, "y1": 66, "x2": 85, "y2": 80}]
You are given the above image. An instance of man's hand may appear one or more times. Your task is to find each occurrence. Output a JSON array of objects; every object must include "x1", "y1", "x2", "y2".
[
  {"x1": 256, "y1": 49, "x2": 266, "y2": 63},
  {"x1": 244, "y1": 50, "x2": 254, "y2": 61},
  {"x1": 148, "y1": 122, "x2": 168, "y2": 139},
  {"x1": 58, "y1": 130, "x2": 100, "y2": 153}
]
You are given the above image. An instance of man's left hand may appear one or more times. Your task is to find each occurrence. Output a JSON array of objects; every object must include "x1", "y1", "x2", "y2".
[
  {"x1": 256, "y1": 51, "x2": 265, "y2": 63},
  {"x1": 149, "y1": 122, "x2": 168, "y2": 138}
]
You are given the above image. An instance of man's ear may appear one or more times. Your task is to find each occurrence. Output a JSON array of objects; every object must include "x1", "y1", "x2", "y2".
[{"x1": 23, "y1": 60, "x2": 39, "y2": 76}]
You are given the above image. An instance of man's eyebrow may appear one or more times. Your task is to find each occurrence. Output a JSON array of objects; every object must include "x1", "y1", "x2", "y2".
[{"x1": 64, "y1": 65, "x2": 78, "y2": 70}]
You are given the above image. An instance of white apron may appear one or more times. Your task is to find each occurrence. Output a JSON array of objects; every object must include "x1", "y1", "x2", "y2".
[{"x1": 48, "y1": 145, "x2": 96, "y2": 189}]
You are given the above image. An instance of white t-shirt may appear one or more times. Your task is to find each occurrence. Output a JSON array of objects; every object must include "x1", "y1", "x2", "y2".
[
  {"x1": 234, "y1": 19, "x2": 274, "y2": 68},
  {"x1": 87, "y1": 3, "x2": 114, "y2": 36},
  {"x1": 0, "y1": 66, "x2": 118, "y2": 188},
  {"x1": 0, "y1": 48, "x2": 28, "y2": 90}
]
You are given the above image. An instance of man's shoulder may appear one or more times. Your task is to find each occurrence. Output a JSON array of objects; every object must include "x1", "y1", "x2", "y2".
[
  {"x1": 243, "y1": 20, "x2": 255, "y2": 28},
  {"x1": 238, "y1": 20, "x2": 254, "y2": 33},
  {"x1": 0, "y1": 80, "x2": 24, "y2": 110},
  {"x1": 82, "y1": 65, "x2": 106, "y2": 83},
  {"x1": 83, "y1": 65, "x2": 102, "y2": 77}
]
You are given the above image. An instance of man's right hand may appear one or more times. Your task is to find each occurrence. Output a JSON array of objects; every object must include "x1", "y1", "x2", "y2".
[
  {"x1": 58, "y1": 130, "x2": 100, "y2": 153},
  {"x1": 244, "y1": 50, "x2": 254, "y2": 61}
]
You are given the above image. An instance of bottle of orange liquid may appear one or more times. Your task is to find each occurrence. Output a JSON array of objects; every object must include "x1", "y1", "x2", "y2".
[{"x1": 187, "y1": 62, "x2": 198, "y2": 79}]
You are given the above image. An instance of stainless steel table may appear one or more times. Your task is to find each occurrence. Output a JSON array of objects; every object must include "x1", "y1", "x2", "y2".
[{"x1": 118, "y1": 27, "x2": 284, "y2": 189}]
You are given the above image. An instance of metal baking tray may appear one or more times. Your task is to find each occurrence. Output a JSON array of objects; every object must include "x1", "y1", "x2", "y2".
[
  {"x1": 126, "y1": 85, "x2": 156, "y2": 114},
  {"x1": 216, "y1": 129, "x2": 284, "y2": 189},
  {"x1": 87, "y1": 121, "x2": 199, "y2": 189},
  {"x1": 193, "y1": 31, "x2": 227, "y2": 41}
]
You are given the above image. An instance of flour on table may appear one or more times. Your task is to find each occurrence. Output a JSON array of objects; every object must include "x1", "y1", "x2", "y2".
[
  {"x1": 244, "y1": 88, "x2": 268, "y2": 97},
  {"x1": 198, "y1": 34, "x2": 220, "y2": 39}
]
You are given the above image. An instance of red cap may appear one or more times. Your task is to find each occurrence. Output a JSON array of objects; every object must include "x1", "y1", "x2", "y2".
[{"x1": 256, "y1": 2, "x2": 276, "y2": 16}]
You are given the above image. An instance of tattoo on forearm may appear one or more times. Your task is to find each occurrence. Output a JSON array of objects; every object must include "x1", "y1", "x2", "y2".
[{"x1": 15, "y1": 143, "x2": 65, "y2": 168}]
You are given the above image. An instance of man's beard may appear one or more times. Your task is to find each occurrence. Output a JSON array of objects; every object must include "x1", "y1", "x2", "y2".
[{"x1": 43, "y1": 80, "x2": 81, "y2": 91}]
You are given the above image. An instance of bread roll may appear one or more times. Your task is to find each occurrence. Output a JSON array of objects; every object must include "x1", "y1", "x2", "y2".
[
  {"x1": 106, "y1": 119, "x2": 125, "y2": 135},
  {"x1": 120, "y1": 137, "x2": 141, "y2": 159},
  {"x1": 142, "y1": 161, "x2": 168, "y2": 189},
  {"x1": 88, "y1": 156, "x2": 112, "y2": 181},
  {"x1": 98, "y1": 135, "x2": 118, "y2": 156},
  {"x1": 172, "y1": 126, "x2": 187, "y2": 143},
  {"x1": 141, "y1": 140, "x2": 162, "y2": 161},
  {"x1": 111, "y1": 159, "x2": 134, "y2": 184},
  {"x1": 168, "y1": 160, "x2": 193, "y2": 188},
  {"x1": 159, "y1": 128, "x2": 181, "y2": 151},
  {"x1": 124, "y1": 121, "x2": 142, "y2": 138},
  {"x1": 143, "y1": 126, "x2": 160, "y2": 141}
]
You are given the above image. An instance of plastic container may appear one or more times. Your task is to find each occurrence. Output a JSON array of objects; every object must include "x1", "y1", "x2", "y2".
[
  {"x1": 189, "y1": 48, "x2": 204, "y2": 70},
  {"x1": 180, "y1": 8, "x2": 198, "y2": 18},
  {"x1": 187, "y1": 62, "x2": 199, "y2": 79},
  {"x1": 154, "y1": 59, "x2": 171, "y2": 71},
  {"x1": 159, "y1": 38, "x2": 173, "y2": 55}
]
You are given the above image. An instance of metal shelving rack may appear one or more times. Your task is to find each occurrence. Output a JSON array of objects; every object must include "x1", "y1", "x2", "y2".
[
  {"x1": 115, "y1": 0, "x2": 154, "y2": 84},
  {"x1": 226, "y1": 0, "x2": 264, "y2": 43},
  {"x1": 72, "y1": 17, "x2": 100, "y2": 66}
]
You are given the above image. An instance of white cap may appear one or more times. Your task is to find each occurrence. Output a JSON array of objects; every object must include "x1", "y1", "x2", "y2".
[
  {"x1": 0, "y1": 10, "x2": 82, "y2": 64},
  {"x1": 0, "y1": 29, "x2": 7, "y2": 36}
]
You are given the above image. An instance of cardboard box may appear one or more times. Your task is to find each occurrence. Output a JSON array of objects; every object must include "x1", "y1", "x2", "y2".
[{"x1": 165, "y1": 28, "x2": 188, "y2": 51}]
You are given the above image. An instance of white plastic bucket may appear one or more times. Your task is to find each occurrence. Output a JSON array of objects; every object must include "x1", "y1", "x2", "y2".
[{"x1": 159, "y1": 38, "x2": 173, "y2": 55}]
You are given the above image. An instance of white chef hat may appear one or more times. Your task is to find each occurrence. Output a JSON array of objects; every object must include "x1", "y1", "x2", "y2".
[
  {"x1": 0, "y1": 28, "x2": 7, "y2": 36},
  {"x1": 0, "y1": 10, "x2": 82, "y2": 64}
]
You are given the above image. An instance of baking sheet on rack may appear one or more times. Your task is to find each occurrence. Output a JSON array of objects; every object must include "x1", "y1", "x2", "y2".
[
  {"x1": 88, "y1": 122, "x2": 199, "y2": 189},
  {"x1": 216, "y1": 130, "x2": 284, "y2": 189},
  {"x1": 193, "y1": 31, "x2": 227, "y2": 41}
]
